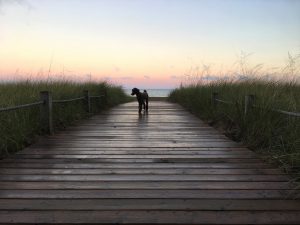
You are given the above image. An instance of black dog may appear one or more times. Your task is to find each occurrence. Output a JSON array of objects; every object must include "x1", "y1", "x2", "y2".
[{"x1": 131, "y1": 88, "x2": 148, "y2": 113}]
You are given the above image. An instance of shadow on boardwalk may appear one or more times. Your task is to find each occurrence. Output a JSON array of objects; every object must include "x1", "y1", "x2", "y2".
[{"x1": 0, "y1": 101, "x2": 300, "y2": 224}]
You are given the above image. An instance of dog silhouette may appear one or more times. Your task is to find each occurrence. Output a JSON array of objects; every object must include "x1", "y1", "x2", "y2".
[{"x1": 131, "y1": 88, "x2": 148, "y2": 113}]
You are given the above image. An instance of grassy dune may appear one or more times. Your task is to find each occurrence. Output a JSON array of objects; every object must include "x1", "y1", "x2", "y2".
[
  {"x1": 0, "y1": 80, "x2": 130, "y2": 157},
  {"x1": 169, "y1": 80, "x2": 300, "y2": 176}
]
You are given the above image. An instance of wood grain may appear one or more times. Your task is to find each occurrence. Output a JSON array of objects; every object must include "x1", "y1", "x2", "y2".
[{"x1": 0, "y1": 101, "x2": 299, "y2": 224}]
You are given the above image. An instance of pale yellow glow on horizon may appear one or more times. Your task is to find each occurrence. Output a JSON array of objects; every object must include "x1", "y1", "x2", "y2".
[{"x1": 0, "y1": 0, "x2": 299, "y2": 88}]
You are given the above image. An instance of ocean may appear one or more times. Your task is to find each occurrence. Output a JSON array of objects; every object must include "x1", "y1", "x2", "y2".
[{"x1": 124, "y1": 89, "x2": 172, "y2": 97}]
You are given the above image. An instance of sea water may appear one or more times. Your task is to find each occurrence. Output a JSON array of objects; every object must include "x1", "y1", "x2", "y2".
[{"x1": 124, "y1": 89, "x2": 172, "y2": 97}]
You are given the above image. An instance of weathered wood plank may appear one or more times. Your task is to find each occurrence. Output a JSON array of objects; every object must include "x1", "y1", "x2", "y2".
[
  {"x1": 20, "y1": 147, "x2": 250, "y2": 151},
  {"x1": 0, "y1": 162, "x2": 274, "y2": 169},
  {"x1": 1, "y1": 210, "x2": 300, "y2": 224},
  {"x1": 0, "y1": 189, "x2": 297, "y2": 199},
  {"x1": 0, "y1": 168, "x2": 283, "y2": 175},
  {"x1": 46, "y1": 136, "x2": 230, "y2": 140},
  {"x1": 31, "y1": 142, "x2": 242, "y2": 148},
  {"x1": 0, "y1": 181, "x2": 293, "y2": 190},
  {"x1": 17, "y1": 150, "x2": 255, "y2": 155},
  {"x1": 2, "y1": 158, "x2": 264, "y2": 163},
  {"x1": 36, "y1": 138, "x2": 233, "y2": 143},
  {"x1": 1, "y1": 199, "x2": 300, "y2": 210},
  {"x1": 0, "y1": 174, "x2": 288, "y2": 181},
  {"x1": 12, "y1": 154, "x2": 258, "y2": 159}
]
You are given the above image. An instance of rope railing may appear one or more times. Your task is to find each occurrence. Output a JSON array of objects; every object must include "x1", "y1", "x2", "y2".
[
  {"x1": 90, "y1": 95, "x2": 105, "y2": 98},
  {"x1": 0, "y1": 94, "x2": 103, "y2": 112},
  {"x1": 0, "y1": 101, "x2": 44, "y2": 113},
  {"x1": 252, "y1": 104, "x2": 300, "y2": 117},
  {"x1": 0, "y1": 90, "x2": 107, "y2": 134},
  {"x1": 215, "y1": 98, "x2": 234, "y2": 105},
  {"x1": 53, "y1": 97, "x2": 85, "y2": 103},
  {"x1": 272, "y1": 109, "x2": 300, "y2": 117},
  {"x1": 212, "y1": 92, "x2": 300, "y2": 117}
]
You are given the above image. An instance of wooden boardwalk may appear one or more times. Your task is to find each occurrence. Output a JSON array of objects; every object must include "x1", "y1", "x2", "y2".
[{"x1": 0, "y1": 101, "x2": 300, "y2": 224}]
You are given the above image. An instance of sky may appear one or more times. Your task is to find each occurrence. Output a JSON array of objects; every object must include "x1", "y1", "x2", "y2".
[{"x1": 0, "y1": 0, "x2": 299, "y2": 88}]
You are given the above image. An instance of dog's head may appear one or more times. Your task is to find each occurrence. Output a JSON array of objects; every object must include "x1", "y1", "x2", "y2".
[{"x1": 131, "y1": 88, "x2": 140, "y2": 96}]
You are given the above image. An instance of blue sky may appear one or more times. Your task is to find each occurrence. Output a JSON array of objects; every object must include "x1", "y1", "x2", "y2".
[{"x1": 0, "y1": 0, "x2": 299, "y2": 88}]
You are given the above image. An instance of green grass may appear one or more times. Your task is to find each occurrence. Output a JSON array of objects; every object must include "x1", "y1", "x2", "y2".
[
  {"x1": 0, "y1": 80, "x2": 130, "y2": 157},
  {"x1": 169, "y1": 79, "x2": 300, "y2": 177}
]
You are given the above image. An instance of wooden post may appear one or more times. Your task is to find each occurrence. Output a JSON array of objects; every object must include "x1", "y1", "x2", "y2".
[
  {"x1": 83, "y1": 90, "x2": 91, "y2": 113},
  {"x1": 40, "y1": 91, "x2": 53, "y2": 135},
  {"x1": 244, "y1": 94, "x2": 255, "y2": 116},
  {"x1": 212, "y1": 92, "x2": 219, "y2": 108}
]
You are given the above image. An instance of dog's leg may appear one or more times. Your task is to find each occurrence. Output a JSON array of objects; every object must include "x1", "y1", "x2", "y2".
[
  {"x1": 145, "y1": 99, "x2": 148, "y2": 111},
  {"x1": 142, "y1": 101, "x2": 146, "y2": 110}
]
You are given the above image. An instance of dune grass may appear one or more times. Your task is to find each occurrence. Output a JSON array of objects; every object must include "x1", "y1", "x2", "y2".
[
  {"x1": 169, "y1": 79, "x2": 300, "y2": 177},
  {"x1": 0, "y1": 80, "x2": 130, "y2": 157}
]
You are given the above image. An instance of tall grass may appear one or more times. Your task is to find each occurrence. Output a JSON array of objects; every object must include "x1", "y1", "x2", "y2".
[
  {"x1": 169, "y1": 79, "x2": 300, "y2": 176},
  {"x1": 0, "y1": 80, "x2": 130, "y2": 157}
]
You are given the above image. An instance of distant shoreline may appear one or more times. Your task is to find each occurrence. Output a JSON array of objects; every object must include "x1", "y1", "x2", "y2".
[{"x1": 124, "y1": 89, "x2": 172, "y2": 97}]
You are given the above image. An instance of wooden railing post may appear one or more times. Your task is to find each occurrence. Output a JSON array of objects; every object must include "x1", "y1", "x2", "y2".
[
  {"x1": 83, "y1": 90, "x2": 91, "y2": 113},
  {"x1": 244, "y1": 94, "x2": 255, "y2": 116},
  {"x1": 40, "y1": 91, "x2": 53, "y2": 135},
  {"x1": 212, "y1": 92, "x2": 219, "y2": 108}
]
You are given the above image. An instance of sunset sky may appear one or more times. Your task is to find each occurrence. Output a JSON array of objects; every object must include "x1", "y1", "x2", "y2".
[{"x1": 0, "y1": 0, "x2": 299, "y2": 88}]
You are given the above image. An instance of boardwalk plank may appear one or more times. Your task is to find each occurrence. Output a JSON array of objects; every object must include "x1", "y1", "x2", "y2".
[
  {"x1": 13, "y1": 154, "x2": 258, "y2": 159},
  {"x1": 2, "y1": 158, "x2": 264, "y2": 163},
  {"x1": 1, "y1": 211, "x2": 300, "y2": 224},
  {"x1": 0, "y1": 174, "x2": 289, "y2": 181},
  {"x1": 0, "y1": 162, "x2": 274, "y2": 169},
  {"x1": 0, "y1": 189, "x2": 297, "y2": 199},
  {"x1": 0, "y1": 181, "x2": 293, "y2": 190},
  {"x1": 1, "y1": 199, "x2": 300, "y2": 210},
  {"x1": 0, "y1": 168, "x2": 283, "y2": 175},
  {"x1": 16, "y1": 150, "x2": 255, "y2": 155}
]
